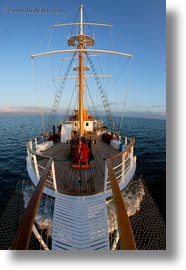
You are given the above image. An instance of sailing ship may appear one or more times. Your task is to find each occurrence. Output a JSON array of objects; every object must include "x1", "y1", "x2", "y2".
[{"x1": 13, "y1": 4, "x2": 141, "y2": 250}]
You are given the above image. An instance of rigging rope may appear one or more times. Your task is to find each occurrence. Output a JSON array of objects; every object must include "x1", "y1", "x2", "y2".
[
  {"x1": 85, "y1": 52, "x2": 117, "y2": 132},
  {"x1": 84, "y1": 78, "x2": 98, "y2": 119},
  {"x1": 119, "y1": 58, "x2": 132, "y2": 132},
  {"x1": 65, "y1": 81, "x2": 77, "y2": 119},
  {"x1": 46, "y1": 52, "x2": 77, "y2": 133},
  {"x1": 52, "y1": 5, "x2": 79, "y2": 26}
]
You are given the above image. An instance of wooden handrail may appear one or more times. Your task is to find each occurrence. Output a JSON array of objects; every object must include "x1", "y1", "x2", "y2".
[
  {"x1": 12, "y1": 158, "x2": 54, "y2": 250},
  {"x1": 106, "y1": 159, "x2": 136, "y2": 250}
]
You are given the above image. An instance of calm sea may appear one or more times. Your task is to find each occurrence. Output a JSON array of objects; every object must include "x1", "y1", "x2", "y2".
[{"x1": 0, "y1": 115, "x2": 166, "y2": 221}]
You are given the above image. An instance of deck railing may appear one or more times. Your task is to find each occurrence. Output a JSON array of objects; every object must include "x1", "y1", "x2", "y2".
[
  {"x1": 105, "y1": 137, "x2": 135, "y2": 192},
  {"x1": 106, "y1": 158, "x2": 136, "y2": 250},
  {"x1": 13, "y1": 136, "x2": 136, "y2": 250},
  {"x1": 12, "y1": 157, "x2": 54, "y2": 250},
  {"x1": 27, "y1": 137, "x2": 57, "y2": 192},
  {"x1": 27, "y1": 136, "x2": 135, "y2": 195},
  {"x1": 105, "y1": 137, "x2": 136, "y2": 249}
]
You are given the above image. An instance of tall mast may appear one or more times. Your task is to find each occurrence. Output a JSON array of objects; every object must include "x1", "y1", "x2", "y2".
[
  {"x1": 80, "y1": 4, "x2": 83, "y2": 35},
  {"x1": 31, "y1": 4, "x2": 135, "y2": 135},
  {"x1": 79, "y1": 4, "x2": 84, "y2": 137},
  {"x1": 64, "y1": 4, "x2": 94, "y2": 137}
]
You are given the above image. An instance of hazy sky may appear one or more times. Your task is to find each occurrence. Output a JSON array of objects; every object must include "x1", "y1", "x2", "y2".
[{"x1": 0, "y1": 0, "x2": 166, "y2": 118}]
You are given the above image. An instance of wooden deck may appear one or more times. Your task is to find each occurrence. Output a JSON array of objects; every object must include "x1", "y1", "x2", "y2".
[{"x1": 38, "y1": 134, "x2": 119, "y2": 195}]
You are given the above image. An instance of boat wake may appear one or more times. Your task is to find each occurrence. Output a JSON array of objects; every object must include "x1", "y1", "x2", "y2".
[
  {"x1": 123, "y1": 178, "x2": 145, "y2": 217},
  {"x1": 107, "y1": 179, "x2": 145, "y2": 235}
]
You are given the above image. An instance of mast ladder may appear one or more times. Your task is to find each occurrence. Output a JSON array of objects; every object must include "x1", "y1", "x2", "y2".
[
  {"x1": 46, "y1": 52, "x2": 77, "y2": 133},
  {"x1": 86, "y1": 53, "x2": 116, "y2": 131}
]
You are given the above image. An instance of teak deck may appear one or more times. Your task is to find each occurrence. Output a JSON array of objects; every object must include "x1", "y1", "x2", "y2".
[{"x1": 38, "y1": 134, "x2": 119, "y2": 195}]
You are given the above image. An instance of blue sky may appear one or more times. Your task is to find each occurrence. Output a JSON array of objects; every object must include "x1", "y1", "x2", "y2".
[{"x1": 0, "y1": 0, "x2": 166, "y2": 119}]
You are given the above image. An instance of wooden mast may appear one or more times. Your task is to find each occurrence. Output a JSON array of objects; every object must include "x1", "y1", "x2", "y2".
[{"x1": 79, "y1": 4, "x2": 84, "y2": 137}]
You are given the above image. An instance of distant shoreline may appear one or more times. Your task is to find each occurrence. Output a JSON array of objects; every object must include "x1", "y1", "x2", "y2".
[{"x1": 0, "y1": 111, "x2": 166, "y2": 120}]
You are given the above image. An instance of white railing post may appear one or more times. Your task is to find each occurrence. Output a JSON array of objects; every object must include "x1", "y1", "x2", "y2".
[
  {"x1": 51, "y1": 160, "x2": 57, "y2": 192},
  {"x1": 130, "y1": 146, "x2": 134, "y2": 166},
  {"x1": 27, "y1": 148, "x2": 30, "y2": 159},
  {"x1": 34, "y1": 137, "x2": 38, "y2": 151},
  {"x1": 33, "y1": 154, "x2": 40, "y2": 180},
  {"x1": 104, "y1": 158, "x2": 108, "y2": 192},
  {"x1": 122, "y1": 152, "x2": 126, "y2": 179},
  {"x1": 111, "y1": 229, "x2": 120, "y2": 250},
  {"x1": 30, "y1": 140, "x2": 32, "y2": 149},
  {"x1": 29, "y1": 140, "x2": 33, "y2": 151},
  {"x1": 27, "y1": 140, "x2": 33, "y2": 162},
  {"x1": 125, "y1": 137, "x2": 127, "y2": 145}
]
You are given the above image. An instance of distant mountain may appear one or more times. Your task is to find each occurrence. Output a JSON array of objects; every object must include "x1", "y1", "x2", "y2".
[
  {"x1": 0, "y1": 106, "x2": 166, "y2": 120},
  {"x1": 0, "y1": 106, "x2": 50, "y2": 116}
]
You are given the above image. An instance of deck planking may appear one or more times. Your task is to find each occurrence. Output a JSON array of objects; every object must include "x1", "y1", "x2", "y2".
[{"x1": 38, "y1": 134, "x2": 120, "y2": 195}]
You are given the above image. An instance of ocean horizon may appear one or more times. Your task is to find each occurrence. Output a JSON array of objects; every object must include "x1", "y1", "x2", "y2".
[{"x1": 0, "y1": 114, "x2": 166, "y2": 222}]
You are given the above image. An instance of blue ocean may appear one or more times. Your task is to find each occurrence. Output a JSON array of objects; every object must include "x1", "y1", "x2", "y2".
[{"x1": 0, "y1": 115, "x2": 166, "y2": 221}]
